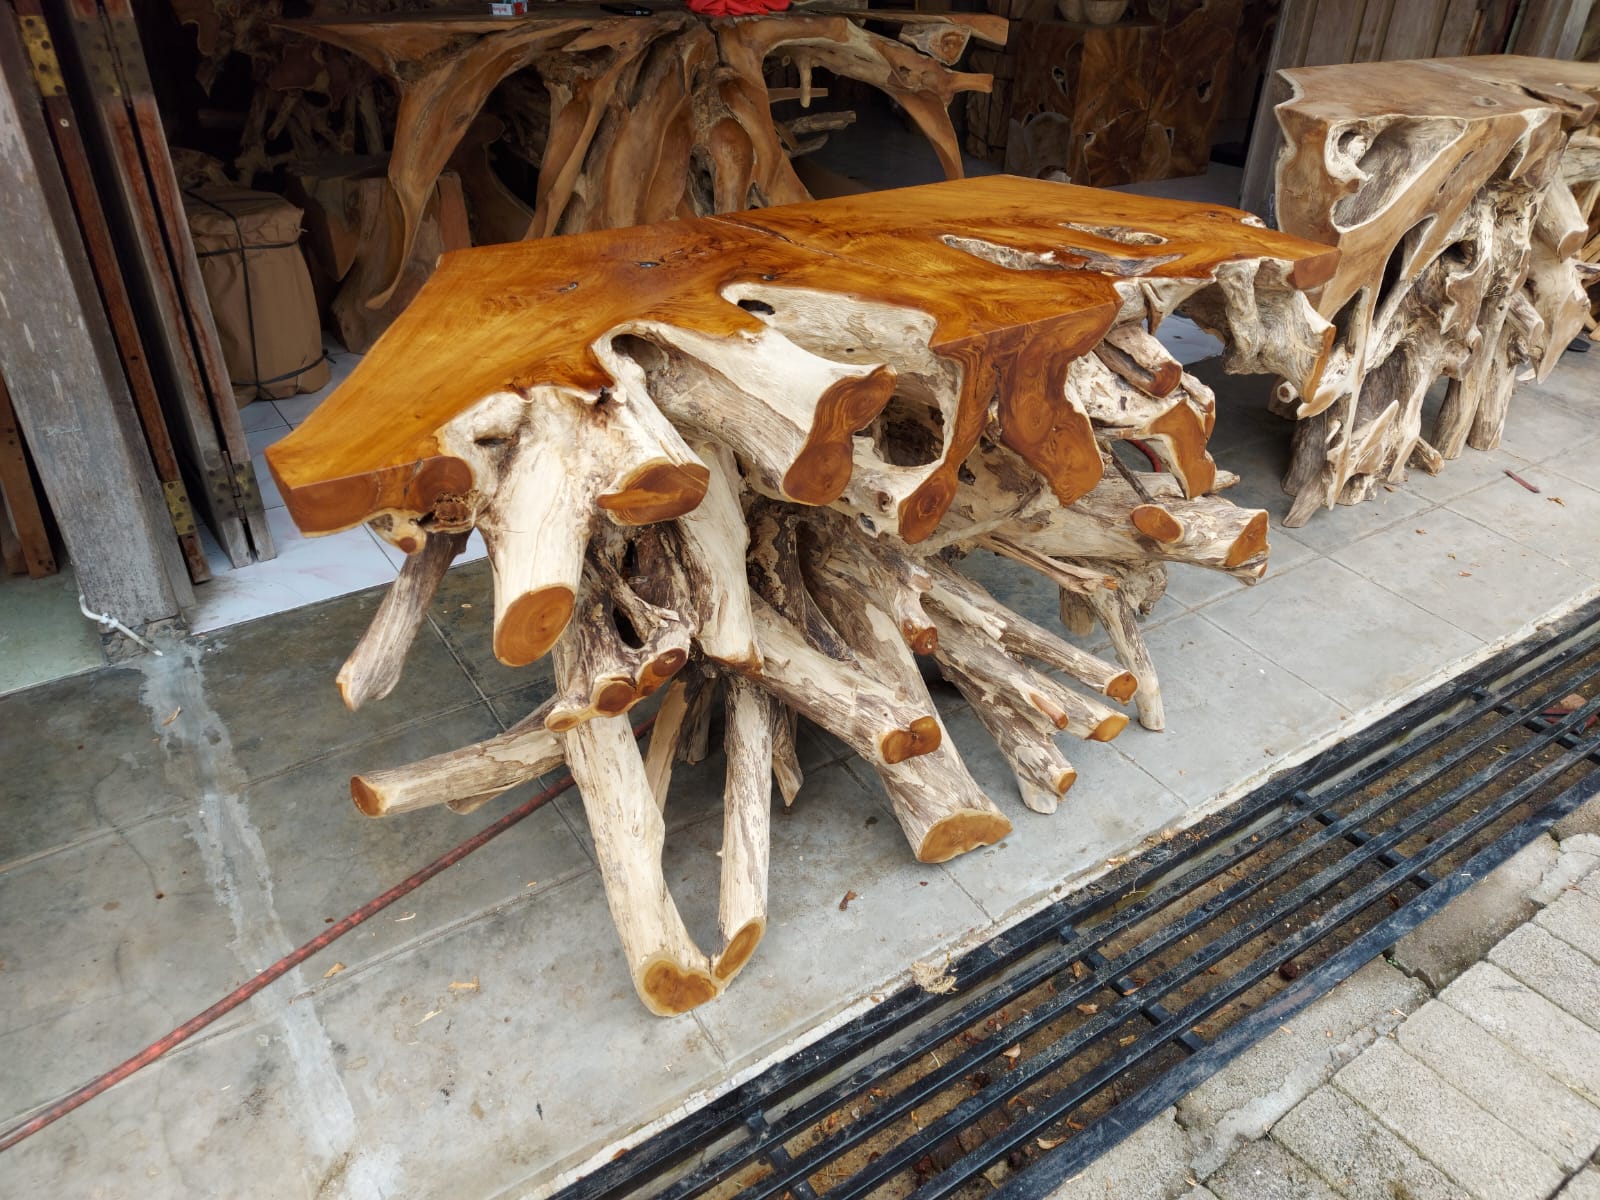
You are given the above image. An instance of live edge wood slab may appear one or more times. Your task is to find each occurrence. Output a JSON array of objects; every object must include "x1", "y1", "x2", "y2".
[
  {"x1": 1268, "y1": 55, "x2": 1600, "y2": 526},
  {"x1": 266, "y1": 176, "x2": 1338, "y2": 1015}
]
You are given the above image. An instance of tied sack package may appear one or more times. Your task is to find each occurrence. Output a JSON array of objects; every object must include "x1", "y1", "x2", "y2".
[{"x1": 184, "y1": 186, "x2": 331, "y2": 404}]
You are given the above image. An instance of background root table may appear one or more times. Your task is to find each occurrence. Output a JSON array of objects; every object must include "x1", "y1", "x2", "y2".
[{"x1": 1266, "y1": 55, "x2": 1600, "y2": 527}]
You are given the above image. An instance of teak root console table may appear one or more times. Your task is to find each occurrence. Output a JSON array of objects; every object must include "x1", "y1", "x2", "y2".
[
  {"x1": 267, "y1": 176, "x2": 1338, "y2": 1014},
  {"x1": 1267, "y1": 55, "x2": 1600, "y2": 526}
]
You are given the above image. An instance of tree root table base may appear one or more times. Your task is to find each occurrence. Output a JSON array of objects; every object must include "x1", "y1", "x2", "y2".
[
  {"x1": 1267, "y1": 55, "x2": 1600, "y2": 527},
  {"x1": 281, "y1": 2, "x2": 1009, "y2": 316},
  {"x1": 266, "y1": 175, "x2": 1338, "y2": 1015}
]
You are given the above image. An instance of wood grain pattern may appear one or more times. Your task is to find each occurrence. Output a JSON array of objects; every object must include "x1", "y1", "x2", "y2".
[
  {"x1": 267, "y1": 175, "x2": 1336, "y2": 1013},
  {"x1": 973, "y1": 1, "x2": 1244, "y2": 187},
  {"x1": 0, "y1": 12, "x2": 190, "y2": 623},
  {"x1": 270, "y1": 176, "x2": 1334, "y2": 538},
  {"x1": 0, "y1": 371, "x2": 56, "y2": 578},
  {"x1": 13, "y1": 0, "x2": 207, "y2": 583},
  {"x1": 283, "y1": 3, "x2": 996, "y2": 318},
  {"x1": 1270, "y1": 55, "x2": 1600, "y2": 525}
]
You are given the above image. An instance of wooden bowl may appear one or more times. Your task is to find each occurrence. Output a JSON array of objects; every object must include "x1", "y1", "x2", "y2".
[
  {"x1": 1082, "y1": 0, "x2": 1127, "y2": 22},
  {"x1": 1057, "y1": 0, "x2": 1086, "y2": 19}
]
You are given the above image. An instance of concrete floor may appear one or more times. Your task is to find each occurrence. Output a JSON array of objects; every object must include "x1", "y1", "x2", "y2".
[
  {"x1": 3, "y1": 111, "x2": 1599, "y2": 1193},
  {"x1": 0, "y1": 566, "x2": 107, "y2": 695},
  {"x1": 0, "y1": 340, "x2": 1595, "y2": 1197}
]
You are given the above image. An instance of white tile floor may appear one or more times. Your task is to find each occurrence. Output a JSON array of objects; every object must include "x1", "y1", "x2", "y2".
[{"x1": 187, "y1": 341, "x2": 486, "y2": 634}]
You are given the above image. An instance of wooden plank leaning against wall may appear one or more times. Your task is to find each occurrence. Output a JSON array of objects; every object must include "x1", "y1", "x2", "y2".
[
  {"x1": 0, "y1": 370, "x2": 57, "y2": 579},
  {"x1": 47, "y1": 0, "x2": 276, "y2": 568},
  {"x1": 0, "y1": 6, "x2": 193, "y2": 628},
  {"x1": 1240, "y1": 0, "x2": 1598, "y2": 220},
  {"x1": 11, "y1": 0, "x2": 210, "y2": 585}
]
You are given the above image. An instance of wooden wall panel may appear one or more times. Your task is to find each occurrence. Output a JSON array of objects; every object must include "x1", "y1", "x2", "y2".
[
  {"x1": 11, "y1": 0, "x2": 208, "y2": 584},
  {"x1": 0, "y1": 10, "x2": 191, "y2": 624}
]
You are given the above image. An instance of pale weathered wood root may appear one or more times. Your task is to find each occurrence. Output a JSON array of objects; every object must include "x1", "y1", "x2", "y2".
[
  {"x1": 268, "y1": 177, "x2": 1337, "y2": 1014},
  {"x1": 1268, "y1": 56, "x2": 1600, "y2": 526}
]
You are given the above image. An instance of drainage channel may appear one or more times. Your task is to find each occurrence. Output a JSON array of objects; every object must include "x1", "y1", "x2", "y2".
[{"x1": 558, "y1": 598, "x2": 1600, "y2": 1200}]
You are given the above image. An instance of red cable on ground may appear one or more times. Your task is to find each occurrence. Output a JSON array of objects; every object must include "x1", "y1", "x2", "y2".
[{"x1": 0, "y1": 716, "x2": 652, "y2": 1154}]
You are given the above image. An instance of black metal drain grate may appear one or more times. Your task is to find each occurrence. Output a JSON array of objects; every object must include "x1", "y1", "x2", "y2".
[{"x1": 558, "y1": 598, "x2": 1600, "y2": 1200}]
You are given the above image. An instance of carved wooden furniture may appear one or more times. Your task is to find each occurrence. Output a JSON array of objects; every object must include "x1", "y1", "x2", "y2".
[
  {"x1": 288, "y1": 160, "x2": 473, "y2": 355},
  {"x1": 1267, "y1": 56, "x2": 1600, "y2": 526},
  {"x1": 1436, "y1": 56, "x2": 1600, "y2": 343},
  {"x1": 281, "y1": 3, "x2": 1008, "y2": 317},
  {"x1": 1236, "y1": 0, "x2": 1543, "y2": 219},
  {"x1": 964, "y1": 0, "x2": 1243, "y2": 185},
  {"x1": 266, "y1": 175, "x2": 1337, "y2": 1014}
]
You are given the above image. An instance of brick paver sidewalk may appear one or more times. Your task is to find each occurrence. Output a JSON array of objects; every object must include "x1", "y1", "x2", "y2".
[{"x1": 1048, "y1": 806, "x2": 1600, "y2": 1199}]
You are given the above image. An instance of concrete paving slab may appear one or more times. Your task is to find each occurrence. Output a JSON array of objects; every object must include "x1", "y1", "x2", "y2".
[
  {"x1": 0, "y1": 662, "x2": 185, "y2": 867},
  {"x1": 1041, "y1": 1108, "x2": 1193, "y2": 1199},
  {"x1": 0, "y1": 811, "x2": 248, "y2": 1119},
  {"x1": 1333, "y1": 1038, "x2": 1565, "y2": 1200},
  {"x1": 0, "y1": 1018, "x2": 342, "y2": 1200},
  {"x1": 1547, "y1": 437, "x2": 1600, "y2": 491},
  {"x1": 1449, "y1": 471, "x2": 1600, "y2": 583},
  {"x1": 1442, "y1": 963, "x2": 1600, "y2": 1106},
  {"x1": 1271, "y1": 1085, "x2": 1471, "y2": 1200},
  {"x1": 428, "y1": 558, "x2": 554, "y2": 700},
  {"x1": 485, "y1": 675, "x2": 558, "y2": 729},
  {"x1": 243, "y1": 704, "x2": 595, "y2": 981},
  {"x1": 1400, "y1": 440, "x2": 1539, "y2": 507},
  {"x1": 1113, "y1": 613, "x2": 1349, "y2": 806},
  {"x1": 1206, "y1": 1137, "x2": 1340, "y2": 1200},
  {"x1": 1280, "y1": 477, "x2": 1433, "y2": 558},
  {"x1": 1533, "y1": 834, "x2": 1600, "y2": 905},
  {"x1": 1495, "y1": 369, "x2": 1600, "y2": 465},
  {"x1": 1391, "y1": 834, "x2": 1560, "y2": 989},
  {"x1": 1193, "y1": 422, "x2": 1306, "y2": 532},
  {"x1": 0, "y1": 566, "x2": 106, "y2": 697},
  {"x1": 1199, "y1": 557, "x2": 1483, "y2": 711},
  {"x1": 312, "y1": 872, "x2": 728, "y2": 1198},
  {"x1": 1196, "y1": 361, "x2": 1294, "y2": 451},
  {"x1": 200, "y1": 589, "x2": 481, "y2": 783},
  {"x1": 1160, "y1": 559, "x2": 1288, "y2": 613},
  {"x1": 1332, "y1": 508, "x2": 1588, "y2": 641},
  {"x1": 1395, "y1": 1000, "x2": 1600, "y2": 1171},
  {"x1": 1504, "y1": 345, "x2": 1593, "y2": 412},
  {"x1": 1489, "y1": 923, "x2": 1600, "y2": 1031},
  {"x1": 3, "y1": 346, "x2": 1597, "y2": 1197},
  {"x1": 1560, "y1": 1167, "x2": 1600, "y2": 1200},
  {"x1": 1553, "y1": 793, "x2": 1600, "y2": 843},
  {"x1": 936, "y1": 704, "x2": 1188, "y2": 922},
  {"x1": 1581, "y1": 859, "x2": 1600, "y2": 903},
  {"x1": 796, "y1": 712, "x2": 853, "y2": 771},
  {"x1": 1536, "y1": 886, "x2": 1600, "y2": 965},
  {"x1": 683, "y1": 761, "x2": 994, "y2": 1067},
  {"x1": 1177, "y1": 960, "x2": 1427, "y2": 1175}
]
